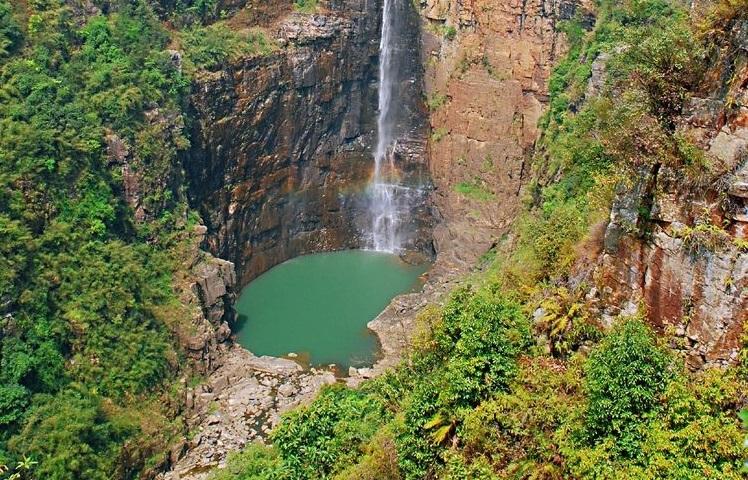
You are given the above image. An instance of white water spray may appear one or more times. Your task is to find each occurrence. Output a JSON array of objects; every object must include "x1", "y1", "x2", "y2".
[{"x1": 370, "y1": 0, "x2": 412, "y2": 252}]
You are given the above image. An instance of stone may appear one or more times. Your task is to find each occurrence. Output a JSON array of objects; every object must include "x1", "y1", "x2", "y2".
[
  {"x1": 585, "y1": 52, "x2": 609, "y2": 99},
  {"x1": 195, "y1": 258, "x2": 235, "y2": 307},
  {"x1": 728, "y1": 181, "x2": 748, "y2": 198},
  {"x1": 709, "y1": 126, "x2": 748, "y2": 167},
  {"x1": 277, "y1": 383, "x2": 297, "y2": 397}
]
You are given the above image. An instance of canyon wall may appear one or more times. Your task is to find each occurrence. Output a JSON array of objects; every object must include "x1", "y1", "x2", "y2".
[
  {"x1": 591, "y1": 37, "x2": 748, "y2": 368},
  {"x1": 184, "y1": 0, "x2": 432, "y2": 287},
  {"x1": 420, "y1": 0, "x2": 582, "y2": 266},
  {"x1": 413, "y1": 0, "x2": 745, "y2": 367}
]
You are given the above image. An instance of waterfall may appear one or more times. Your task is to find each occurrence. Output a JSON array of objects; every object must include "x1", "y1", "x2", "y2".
[{"x1": 369, "y1": 0, "x2": 411, "y2": 253}]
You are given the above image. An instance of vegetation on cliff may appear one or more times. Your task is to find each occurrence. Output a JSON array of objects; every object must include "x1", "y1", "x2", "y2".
[
  {"x1": 0, "y1": 0, "x2": 232, "y2": 477},
  {"x1": 210, "y1": 0, "x2": 748, "y2": 478},
  {"x1": 0, "y1": 0, "x2": 745, "y2": 477}
]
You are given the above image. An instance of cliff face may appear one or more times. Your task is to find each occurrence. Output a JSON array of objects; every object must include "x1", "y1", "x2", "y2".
[
  {"x1": 184, "y1": 1, "x2": 432, "y2": 287},
  {"x1": 420, "y1": 0, "x2": 582, "y2": 266},
  {"x1": 592, "y1": 23, "x2": 748, "y2": 368},
  {"x1": 412, "y1": 0, "x2": 745, "y2": 368}
]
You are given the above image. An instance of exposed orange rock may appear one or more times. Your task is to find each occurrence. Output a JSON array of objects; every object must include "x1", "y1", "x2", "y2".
[{"x1": 422, "y1": 0, "x2": 586, "y2": 265}]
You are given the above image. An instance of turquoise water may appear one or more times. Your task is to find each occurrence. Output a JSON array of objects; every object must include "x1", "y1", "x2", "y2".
[{"x1": 234, "y1": 250, "x2": 429, "y2": 370}]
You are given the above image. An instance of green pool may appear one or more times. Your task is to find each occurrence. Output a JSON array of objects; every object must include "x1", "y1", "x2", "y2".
[{"x1": 233, "y1": 250, "x2": 429, "y2": 371}]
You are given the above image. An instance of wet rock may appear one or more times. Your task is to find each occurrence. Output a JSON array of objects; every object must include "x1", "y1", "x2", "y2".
[
  {"x1": 185, "y1": 0, "x2": 432, "y2": 286},
  {"x1": 399, "y1": 250, "x2": 431, "y2": 265}
]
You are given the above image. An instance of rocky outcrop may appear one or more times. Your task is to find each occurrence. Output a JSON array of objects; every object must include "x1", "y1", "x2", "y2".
[
  {"x1": 589, "y1": 44, "x2": 748, "y2": 368},
  {"x1": 184, "y1": 2, "x2": 432, "y2": 287},
  {"x1": 162, "y1": 347, "x2": 336, "y2": 480},
  {"x1": 170, "y1": 225, "x2": 238, "y2": 374}
]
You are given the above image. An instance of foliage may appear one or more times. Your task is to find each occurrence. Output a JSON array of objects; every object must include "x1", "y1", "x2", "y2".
[
  {"x1": 741, "y1": 409, "x2": 748, "y2": 472},
  {"x1": 453, "y1": 179, "x2": 494, "y2": 201},
  {"x1": 8, "y1": 387, "x2": 138, "y2": 480},
  {"x1": 442, "y1": 26, "x2": 457, "y2": 40},
  {"x1": 430, "y1": 127, "x2": 448, "y2": 142},
  {"x1": 179, "y1": 23, "x2": 275, "y2": 71},
  {"x1": 231, "y1": 385, "x2": 390, "y2": 479},
  {"x1": 566, "y1": 368, "x2": 746, "y2": 479},
  {"x1": 0, "y1": 0, "x2": 196, "y2": 477},
  {"x1": 584, "y1": 319, "x2": 673, "y2": 456},
  {"x1": 673, "y1": 218, "x2": 731, "y2": 254},
  {"x1": 293, "y1": 0, "x2": 319, "y2": 14},
  {"x1": 208, "y1": 444, "x2": 288, "y2": 480},
  {"x1": 153, "y1": 0, "x2": 219, "y2": 26},
  {"x1": 425, "y1": 91, "x2": 447, "y2": 111},
  {"x1": 0, "y1": 1, "x2": 21, "y2": 58},
  {"x1": 331, "y1": 427, "x2": 402, "y2": 480},
  {"x1": 459, "y1": 356, "x2": 585, "y2": 477},
  {"x1": 0, "y1": 456, "x2": 36, "y2": 480},
  {"x1": 535, "y1": 287, "x2": 603, "y2": 356}
]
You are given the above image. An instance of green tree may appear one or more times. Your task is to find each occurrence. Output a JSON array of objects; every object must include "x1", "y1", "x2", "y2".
[
  {"x1": 0, "y1": 1, "x2": 21, "y2": 58},
  {"x1": 270, "y1": 385, "x2": 387, "y2": 479},
  {"x1": 584, "y1": 318, "x2": 672, "y2": 455},
  {"x1": 8, "y1": 387, "x2": 137, "y2": 480}
]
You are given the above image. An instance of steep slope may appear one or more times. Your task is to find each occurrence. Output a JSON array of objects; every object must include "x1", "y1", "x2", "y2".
[{"x1": 203, "y1": 0, "x2": 748, "y2": 478}]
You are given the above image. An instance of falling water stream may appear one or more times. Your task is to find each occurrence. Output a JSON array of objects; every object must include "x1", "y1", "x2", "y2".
[
  {"x1": 233, "y1": 0, "x2": 431, "y2": 369},
  {"x1": 370, "y1": 0, "x2": 413, "y2": 252}
]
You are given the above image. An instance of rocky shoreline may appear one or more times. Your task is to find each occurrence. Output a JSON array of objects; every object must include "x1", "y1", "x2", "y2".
[
  {"x1": 160, "y1": 346, "x2": 337, "y2": 479},
  {"x1": 162, "y1": 238, "x2": 477, "y2": 479}
]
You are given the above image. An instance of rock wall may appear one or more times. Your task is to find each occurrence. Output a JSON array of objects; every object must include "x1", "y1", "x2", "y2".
[
  {"x1": 184, "y1": 1, "x2": 432, "y2": 287},
  {"x1": 593, "y1": 112, "x2": 748, "y2": 370},
  {"x1": 420, "y1": 0, "x2": 583, "y2": 266},
  {"x1": 587, "y1": 17, "x2": 748, "y2": 368},
  {"x1": 168, "y1": 226, "x2": 238, "y2": 375}
]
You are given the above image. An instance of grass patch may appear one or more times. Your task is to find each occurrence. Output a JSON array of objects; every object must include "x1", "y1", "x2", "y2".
[
  {"x1": 454, "y1": 180, "x2": 495, "y2": 201},
  {"x1": 426, "y1": 92, "x2": 448, "y2": 111},
  {"x1": 293, "y1": 0, "x2": 318, "y2": 14},
  {"x1": 431, "y1": 127, "x2": 449, "y2": 142}
]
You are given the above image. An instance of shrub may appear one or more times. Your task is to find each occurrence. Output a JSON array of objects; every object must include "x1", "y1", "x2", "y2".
[
  {"x1": 430, "y1": 127, "x2": 448, "y2": 142},
  {"x1": 208, "y1": 444, "x2": 288, "y2": 480},
  {"x1": 332, "y1": 427, "x2": 401, "y2": 480},
  {"x1": 8, "y1": 388, "x2": 138, "y2": 480},
  {"x1": 673, "y1": 220, "x2": 731, "y2": 254},
  {"x1": 453, "y1": 180, "x2": 494, "y2": 201},
  {"x1": 513, "y1": 197, "x2": 588, "y2": 282},
  {"x1": 270, "y1": 385, "x2": 387, "y2": 479},
  {"x1": 0, "y1": 1, "x2": 21, "y2": 58},
  {"x1": 426, "y1": 92, "x2": 447, "y2": 111},
  {"x1": 435, "y1": 289, "x2": 531, "y2": 406},
  {"x1": 741, "y1": 409, "x2": 748, "y2": 472},
  {"x1": 294, "y1": 0, "x2": 319, "y2": 13},
  {"x1": 180, "y1": 24, "x2": 274, "y2": 70},
  {"x1": 393, "y1": 290, "x2": 531, "y2": 479},
  {"x1": 584, "y1": 318, "x2": 673, "y2": 455}
]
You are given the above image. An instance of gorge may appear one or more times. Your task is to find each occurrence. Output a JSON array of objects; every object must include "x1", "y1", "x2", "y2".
[{"x1": 0, "y1": 0, "x2": 746, "y2": 479}]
